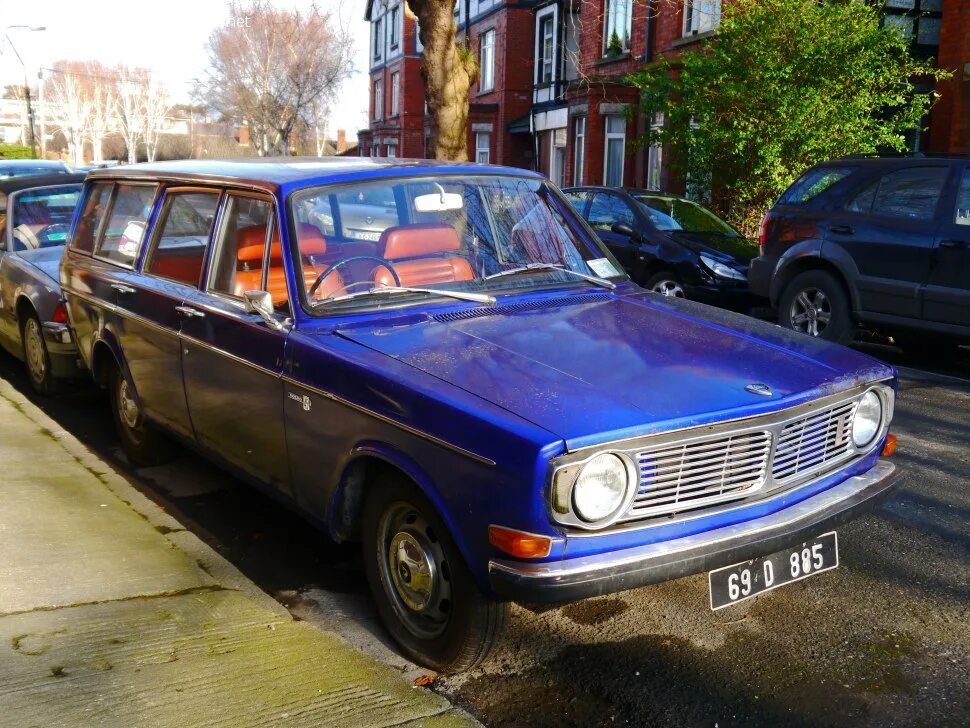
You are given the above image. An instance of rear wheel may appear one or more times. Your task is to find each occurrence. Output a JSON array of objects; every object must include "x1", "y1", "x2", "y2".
[
  {"x1": 778, "y1": 270, "x2": 852, "y2": 343},
  {"x1": 362, "y1": 475, "x2": 507, "y2": 673},
  {"x1": 644, "y1": 271, "x2": 685, "y2": 298},
  {"x1": 108, "y1": 362, "x2": 173, "y2": 466},
  {"x1": 20, "y1": 311, "x2": 57, "y2": 396}
]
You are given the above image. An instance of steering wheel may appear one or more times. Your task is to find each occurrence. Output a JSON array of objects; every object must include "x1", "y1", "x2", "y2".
[{"x1": 308, "y1": 255, "x2": 401, "y2": 299}]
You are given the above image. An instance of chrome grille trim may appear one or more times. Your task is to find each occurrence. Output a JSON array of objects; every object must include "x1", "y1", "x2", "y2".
[{"x1": 549, "y1": 382, "x2": 895, "y2": 531}]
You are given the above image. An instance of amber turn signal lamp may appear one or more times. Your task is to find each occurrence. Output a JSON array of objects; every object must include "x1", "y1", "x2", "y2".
[
  {"x1": 881, "y1": 433, "x2": 897, "y2": 457},
  {"x1": 488, "y1": 525, "x2": 552, "y2": 559}
]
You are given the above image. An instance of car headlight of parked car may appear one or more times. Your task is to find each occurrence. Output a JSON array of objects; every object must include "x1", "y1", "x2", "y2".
[
  {"x1": 552, "y1": 452, "x2": 636, "y2": 529},
  {"x1": 700, "y1": 254, "x2": 746, "y2": 281},
  {"x1": 852, "y1": 389, "x2": 884, "y2": 448}
]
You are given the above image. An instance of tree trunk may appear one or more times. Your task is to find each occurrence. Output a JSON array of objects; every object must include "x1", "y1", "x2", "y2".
[{"x1": 406, "y1": 0, "x2": 478, "y2": 161}]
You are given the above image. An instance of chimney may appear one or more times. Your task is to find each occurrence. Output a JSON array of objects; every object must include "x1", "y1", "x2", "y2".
[{"x1": 337, "y1": 129, "x2": 347, "y2": 153}]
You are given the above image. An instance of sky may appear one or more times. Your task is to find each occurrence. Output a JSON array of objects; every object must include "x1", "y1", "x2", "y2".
[{"x1": 0, "y1": 0, "x2": 371, "y2": 142}]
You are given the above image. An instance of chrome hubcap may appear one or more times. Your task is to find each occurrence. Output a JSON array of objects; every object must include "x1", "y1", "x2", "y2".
[
  {"x1": 652, "y1": 279, "x2": 685, "y2": 298},
  {"x1": 24, "y1": 319, "x2": 46, "y2": 383},
  {"x1": 789, "y1": 287, "x2": 831, "y2": 337},
  {"x1": 378, "y1": 503, "x2": 452, "y2": 639},
  {"x1": 118, "y1": 378, "x2": 140, "y2": 429}
]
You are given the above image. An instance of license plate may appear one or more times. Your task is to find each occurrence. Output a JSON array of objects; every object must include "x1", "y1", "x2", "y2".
[{"x1": 709, "y1": 532, "x2": 838, "y2": 610}]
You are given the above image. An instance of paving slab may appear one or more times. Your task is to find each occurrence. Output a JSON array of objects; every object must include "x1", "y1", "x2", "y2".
[{"x1": 0, "y1": 379, "x2": 476, "y2": 726}]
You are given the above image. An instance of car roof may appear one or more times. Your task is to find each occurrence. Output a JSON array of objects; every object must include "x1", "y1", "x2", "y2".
[
  {"x1": 0, "y1": 159, "x2": 68, "y2": 168},
  {"x1": 0, "y1": 173, "x2": 86, "y2": 194},
  {"x1": 563, "y1": 185, "x2": 693, "y2": 202},
  {"x1": 86, "y1": 157, "x2": 542, "y2": 192}
]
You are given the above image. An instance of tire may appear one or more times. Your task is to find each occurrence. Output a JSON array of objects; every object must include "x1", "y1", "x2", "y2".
[
  {"x1": 20, "y1": 311, "x2": 57, "y2": 396},
  {"x1": 362, "y1": 474, "x2": 507, "y2": 673},
  {"x1": 107, "y1": 362, "x2": 173, "y2": 467},
  {"x1": 644, "y1": 271, "x2": 686, "y2": 298},
  {"x1": 778, "y1": 270, "x2": 853, "y2": 343}
]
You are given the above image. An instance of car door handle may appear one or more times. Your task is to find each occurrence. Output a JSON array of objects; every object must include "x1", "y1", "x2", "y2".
[
  {"x1": 939, "y1": 239, "x2": 967, "y2": 249},
  {"x1": 174, "y1": 305, "x2": 205, "y2": 319},
  {"x1": 111, "y1": 283, "x2": 136, "y2": 294},
  {"x1": 829, "y1": 225, "x2": 854, "y2": 235}
]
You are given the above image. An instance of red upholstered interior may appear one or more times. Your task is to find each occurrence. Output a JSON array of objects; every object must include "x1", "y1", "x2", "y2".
[
  {"x1": 372, "y1": 224, "x2": 473, "y2": 288},
  {"x1": 150, "y1": 248, "x2": 205, "y2": 287},
  {"x1": 233, "y1": 223, "x2": 343, "y2": 304}
]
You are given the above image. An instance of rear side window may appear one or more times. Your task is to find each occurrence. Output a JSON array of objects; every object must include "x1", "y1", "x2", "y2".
[
  {"x1": 778, "y1": 167, "x2": 854, "y2": 205},
  {"x1": 95, "y1": 184, "x2": 158, "y2": 266},
  {"x1": 70, "y1": 182, "x2": 112, "y2": 254},
  {"x1": 563, "y1": 190, "x2": 588, "y2": 211},
  {"x1": 847, "y1": 167, "x2": 948, "y2": 221},
  {"x1": 145, "y1": 191, "x2": 220, "y2": 287}
]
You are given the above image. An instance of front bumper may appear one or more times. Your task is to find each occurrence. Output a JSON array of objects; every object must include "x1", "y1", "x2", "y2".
[
  {"x1": 489, "y1": 460, "x2": 902, "y2": 604},
  {"x1": 747, "y1": 255, "x2": 777, "y2": 301}
]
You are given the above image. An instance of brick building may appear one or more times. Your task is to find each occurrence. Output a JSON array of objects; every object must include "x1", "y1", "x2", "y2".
[{"x1": 360, "y1": 0, "x2": 968, "y2": 188}]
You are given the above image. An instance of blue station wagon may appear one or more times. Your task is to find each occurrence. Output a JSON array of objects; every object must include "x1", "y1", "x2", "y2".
[{"x1": 61, "y1": 159, "x2": 902, "y2": 672}]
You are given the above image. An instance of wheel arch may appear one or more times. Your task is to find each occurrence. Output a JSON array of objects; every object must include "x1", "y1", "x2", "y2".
[{"x1": 770, "y1": 245, "x2": 859, "y2": 312}]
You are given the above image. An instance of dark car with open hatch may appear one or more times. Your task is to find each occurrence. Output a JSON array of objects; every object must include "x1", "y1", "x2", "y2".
[{"x1": 61, "y1": 158, "x2": 902, "y2": 672}]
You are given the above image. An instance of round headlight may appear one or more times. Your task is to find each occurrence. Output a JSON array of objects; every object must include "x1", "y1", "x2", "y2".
[
  {"x1": 852, "y1": 390, "x2": 883, "y2": 448},
  {"x1": 572, "y1": 453, "x2": 630, "y2": 524}
]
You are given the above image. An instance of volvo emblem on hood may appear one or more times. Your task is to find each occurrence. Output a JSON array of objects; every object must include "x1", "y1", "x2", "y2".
[{"x1": 745, "y1": 383, "x2": 773, "y2": 397}]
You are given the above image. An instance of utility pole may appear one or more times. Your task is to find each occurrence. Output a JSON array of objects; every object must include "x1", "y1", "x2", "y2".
[
  {"x1": 4, "y1": 25, "x2": 46, "y2": 159},
  {"x1": 38, "y1": 68, "x2": 46, "y2": 158}
]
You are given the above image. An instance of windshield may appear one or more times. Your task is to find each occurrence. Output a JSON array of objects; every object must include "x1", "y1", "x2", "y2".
[
  {"x1": 632, "y1": 195, "x2": 740, "y2": 236},
  {"x1": 7, "y1": 185, "x2": 82, "y2": 251},
  {"x1": 290, "y1": 174, "x2": 623, "y2": 311}
]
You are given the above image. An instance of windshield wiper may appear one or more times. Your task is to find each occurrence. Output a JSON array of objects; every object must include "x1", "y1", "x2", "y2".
[
  {"x1": 316, "y1": 285, "x2": 496, "y2": 307},
  {"x1": 483, "y1": 263, "x2": 616, "y2": 290}
]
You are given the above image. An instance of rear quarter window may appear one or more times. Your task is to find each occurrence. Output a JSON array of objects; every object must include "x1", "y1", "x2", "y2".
[
  {"x1": 778, "y1": 167, "x2": 855, "y2": 206},
  {"x1": 70, "y1": 182, "x2": 112, "y2": 254},
  {"x1": 93, "y1": 183, "x2": 159, "y2": 267}
]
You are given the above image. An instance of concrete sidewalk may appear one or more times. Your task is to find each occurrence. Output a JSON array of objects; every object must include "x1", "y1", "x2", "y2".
[{"x1": 0, "y1": 379, "x2": 476, "y2": 727}]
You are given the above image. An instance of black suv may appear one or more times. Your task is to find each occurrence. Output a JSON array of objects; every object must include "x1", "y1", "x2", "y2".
[{"x1": 749, "y1": 156, "x2": 970, "y2": 347}]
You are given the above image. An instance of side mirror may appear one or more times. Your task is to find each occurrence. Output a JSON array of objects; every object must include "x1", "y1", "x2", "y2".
[
  {"x1": 244, "y1": 290, "x2": 285, "y2": 331},
  {"x1": 611, "y1": 223, "x2": 635, "y2": 238}
]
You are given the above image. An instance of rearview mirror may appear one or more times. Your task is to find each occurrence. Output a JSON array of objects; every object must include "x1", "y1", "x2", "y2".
[
  {"x1": 244, "y1": 290, "x2": 285, "y2": 331},
  {"x1": 414, "y1": 191, "x2": 464, "y2": 212}
]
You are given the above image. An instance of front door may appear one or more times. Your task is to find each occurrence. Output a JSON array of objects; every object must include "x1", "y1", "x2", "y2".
[
  {"x1": 827, "y1": 164, "x2": 949, "y2": 319},
  {"x1": 179, "y1": 192, "x2": 291, "y2": 494},
  {"x1": 586, "y1": 192, "x2": 641, "y2": 272},
  {"x1": 923, "y1": 164, "x2": 970, "y2": 328},
  {"x1": 125, "y1": 187, "x2": 221, "y2": 439}
]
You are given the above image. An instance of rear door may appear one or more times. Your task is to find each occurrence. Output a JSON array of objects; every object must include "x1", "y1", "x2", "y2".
[
  {"x1": 179, "y1": 191, "x2": 291, "y2": 495},
  {"x1": 826, "y1": 163, "x2": 948, "y2": 319},
  {"x1": 923, "y1": 163, "x2": 970, "y2": 328},
  {"x1": 121, "y1": 187, "x2": 221, "y2": 440}
]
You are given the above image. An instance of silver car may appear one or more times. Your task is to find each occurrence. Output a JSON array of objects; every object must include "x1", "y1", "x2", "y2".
[{"x1": 0, "y1": 173, "x2": 85, "y2": 393}]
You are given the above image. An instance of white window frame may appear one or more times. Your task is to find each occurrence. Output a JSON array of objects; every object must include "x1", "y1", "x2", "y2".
[
  {"x1": 386, "y1": 142, "x2": 398, "y2": 158},
  {"x1": 573, "y1": 116, "x2": 586, "y2": 186},
  {"x1": 475, "y1": 132, "x2": 491, "y2": 165},
  {"x1": 373, "y1": 16, "x2": 384, "y2": 62},
  {"x1": 373, "y1": 78, "x2": 383, "y2": 121},
  {"x1": 550, "y1": 128, "x2": 567, "y2": 188},
  {"x1": 603, "y1": 115, "x2": 626, "y2": 187},
  {"x1": 389, "y1": 5, "x2": 400, "y2": 49},
  {"x1": 536, "y1": 11, "x2": 555, "y2": 85},
  {"x1": 603, "y1": 0, "x2": 633, "y2": 54},
  {"x1": 683, "y1": 0, "x2": 721, "y2": 36},
  {"x1": 390, "y1": 71, "x2": 400, "y2": 116},
  {"x1": 480, "y1": 29, "x2": 495, "y2": 92}
]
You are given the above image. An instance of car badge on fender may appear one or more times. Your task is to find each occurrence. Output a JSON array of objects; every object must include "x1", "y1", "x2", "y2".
[
  {"x1": 745, "y1": 383, "x2": 773, "y2": 397},
  {"x1": 288, "y1": 392, "x2": 311, "y2": 411}
]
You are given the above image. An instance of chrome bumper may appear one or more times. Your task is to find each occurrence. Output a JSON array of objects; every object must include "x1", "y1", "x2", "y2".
[
  {"x1": 489, "y1": 460, "x2": 901, "y2": 603},
  {"x1": 41, "y1": 321, "x2": 73, "y2": 346}
]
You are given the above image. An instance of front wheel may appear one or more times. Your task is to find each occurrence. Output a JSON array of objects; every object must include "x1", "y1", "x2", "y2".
[
  {"x1": 778, "y1": 270, "x2": 853, "y2": 343},
  {"x1": 362, "y1": 476, "x2": 507, "y2": 673},
  {"x1": 108, "y1": 363, "x2": 173, "y2": 467},
  {"x1": 644, "y1": 271, "x2": 685, "y2": 298}
]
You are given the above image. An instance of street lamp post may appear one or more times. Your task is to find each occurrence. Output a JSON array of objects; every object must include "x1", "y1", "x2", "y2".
[{"x1": 4, "y1": 25, "x2": 46, "y2": 159}]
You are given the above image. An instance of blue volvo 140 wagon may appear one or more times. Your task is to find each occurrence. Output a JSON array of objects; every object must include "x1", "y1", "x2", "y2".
[{"x1": 60, "y1": 159, "x2": 902, "y2": 672}]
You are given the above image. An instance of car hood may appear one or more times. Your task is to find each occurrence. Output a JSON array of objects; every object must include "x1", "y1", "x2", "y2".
[
  {"x1": 666, "y1": 232, "x2": 758, "y2": 270},
  {"x1": 15, "y1": 246, "x2": 64, "y2": 284},
  {"x1": 337, "y1": 290, "x2": 891, "y2": 450}
]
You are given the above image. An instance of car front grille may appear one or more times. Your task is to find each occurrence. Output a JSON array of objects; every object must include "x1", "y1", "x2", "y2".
[
  {"x1": 628, "y1": 430, "x2": 772, "y2": 518},
  {"x1": 618, "y1": 399, "x2": 867, "y2": 523},
  {"x1": 772, "y1": 400, "x2": 858, "y2": 482}
]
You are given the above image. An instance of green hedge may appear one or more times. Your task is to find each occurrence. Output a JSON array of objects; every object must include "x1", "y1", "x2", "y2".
[{"x1": 0, "y1": 143, "x2": 35, "y2": 159}]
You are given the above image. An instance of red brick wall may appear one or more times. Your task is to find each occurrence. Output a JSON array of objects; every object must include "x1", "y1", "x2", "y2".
[{"x1": 929, "y1": 0, "x2": 969, "y2": 153}]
